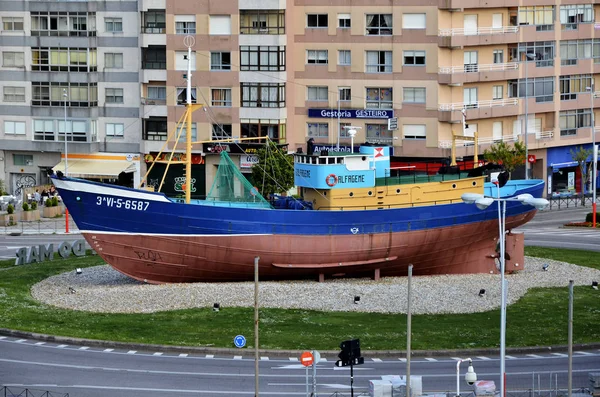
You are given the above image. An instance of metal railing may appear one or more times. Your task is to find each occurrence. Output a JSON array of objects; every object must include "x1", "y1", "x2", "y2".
[
  {"x1": 439, "y1": 25, "x2": 518, "y2": 36},
  {"x1": 0, "y1": 386, "x2": 68, "y2": 397},
  {"x1": 546, "y1": 194, "x2": 598, "y2": 210},
  {"x1": 439, "y1": 98, "x2": 518, "y2": 111},
  {"x1": 1, "y1": 217, "x2": 76, "y2": 235},
  {"x1": 439, "y1": 62, "x2": 518, "y2": 74},
  {"x1": 438, "y1": 131, "x2": 554, "y2": 148}
]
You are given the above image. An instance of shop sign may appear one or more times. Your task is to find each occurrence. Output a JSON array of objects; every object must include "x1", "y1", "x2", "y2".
[
  {"x1": 240, "y1": 155, "x2": 259, "y2": 169},
  {"x1": 308, "y1": 109, "x2": 394, "y2": 119}
]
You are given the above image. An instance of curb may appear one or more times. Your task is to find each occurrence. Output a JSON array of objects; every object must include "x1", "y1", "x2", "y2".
[{"x1": 2, "y1": 328, "x2": 599, "y2": 358}]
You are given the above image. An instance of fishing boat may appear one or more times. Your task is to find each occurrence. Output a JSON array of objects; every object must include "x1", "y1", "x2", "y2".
[{"x1": 49, "y1": 42, "x2": 546, "y2": 284}]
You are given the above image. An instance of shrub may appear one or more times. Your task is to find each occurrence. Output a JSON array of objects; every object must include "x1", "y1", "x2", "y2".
[
  {"x1": 45, "y1": 198, "x2": 52, "y2": 207},
  {"x1": 22, "y1": 202, "x2": 29, "y2": 211},
  {"x1": 585, "y1": 212, "x2": 600, "y2": 223},
  {"x1": 51, "y1": 196, "x2": 58, "y2": 207},
  {"x1": 31, "y1": 201, "x2": 38, "y2": 210},
  {"x1": 7, "y1": 204, "x2": 14, "y2": 214}
]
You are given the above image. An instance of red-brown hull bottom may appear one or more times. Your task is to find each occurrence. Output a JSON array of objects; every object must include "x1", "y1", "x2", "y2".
[{"x1": 84, "y1": 212, "x2": 534, "y2": 284}]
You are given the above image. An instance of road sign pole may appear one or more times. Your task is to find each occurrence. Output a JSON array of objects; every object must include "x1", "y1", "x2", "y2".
[
  {"x1": 350, "y1": 361, "x2": 354, "y2": 397},
  {"x1": 312, "y1": 350, "x2": 317, "y2": 397},
  {"x1": 306, "y1": 365, "x2": 309, "y2": 397}
]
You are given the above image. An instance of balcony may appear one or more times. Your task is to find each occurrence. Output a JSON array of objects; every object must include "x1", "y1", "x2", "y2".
[
  {"x1": 438, "y1": 98, "x2": 519, "y2": 122},
  {"x1": 438, "y1": 130, "x2": 553, "y2": 149},
  {"x1": 438, "y1": 62, "x2": 518, "y2": 85},
  {"x1": 141, "y1": 24, "x2": 166, "y2": 47},
  {"x1": 141, "y1": 97, "x2": 167, "y2": 117},
  {"x1": 438, "y1": 26, "x2": 518, "y2": 48},
  {"x1": 438, "y1": 0, "x2": 519, "y2": 9}
]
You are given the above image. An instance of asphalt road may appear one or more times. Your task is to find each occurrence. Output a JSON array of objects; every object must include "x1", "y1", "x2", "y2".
[{"x1": 1, "y1": 336, "x2": 599, "y2": 396}]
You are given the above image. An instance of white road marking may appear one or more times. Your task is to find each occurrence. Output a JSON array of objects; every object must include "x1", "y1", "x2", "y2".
[
  {"x1": 179, "y1": 354, "x2": 188, "y2": 357},
  {"x1": 57, "y1": 345, "x2": 67, "y2": 348},
  {"x1": 15, "y1": 339, "x2": 26, "y2": 343},
  {"x1": 260, "y1": 357, "x2": 269, "y2": 361},
  {"x1": 424, "y1": 358, "x2": 437, "y2": 362},
  {"x1": 78, "y1": 347, "x2": 89, "y2": 350},
  {"x1": 372, "y1": 358, "x2": 382, "y2": 362},
  {"x1": 205, "y1": 354, "x2": 214, "y2": 358},
  {"x1": 476, "y1": 356, "x2": 492, "y2": 360},
  {"x1": 127, "y1": 350, "x2": 137, "y2": 354},
  {"x1": 233, "y1": 355, "x2": 242, "y2": 360},
  {"x1": 551, "y1": 353, "x2": 568, "y2": 357},
  {"x1": 575, "y1": 351, "x2": 594, "y2": 355},
  {"x1": 35, "y1": 342, "x2": 46, "y2": 345},
  {"x1": 398, "y1": 358, "x2": 407, "y2": 362},
  {"x1": 505, "y1": 355, "x2": 517, "y2": 359},
  {"x1": 103, "y1": 348, "x2": 114, "y2": 352},
  {"x1": 289, "y1": 357, "x2": 298, "y2": 361},
  {"x1": 526, "y1": 354, "x2": 543, "y2": 358},
  {"x1": 153, "y1": 352, "x2": 163, "y2": 356}
]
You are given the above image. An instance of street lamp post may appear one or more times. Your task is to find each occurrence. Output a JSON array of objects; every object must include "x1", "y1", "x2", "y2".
[
  {"x1": 456, "y1": 358, "x2": 477, "y2": 397},
  {"x1": 523, "y1": 53, "x2": 536, "y2": 180},
  {"x1": 63, "y1": 89, "x2": 69, "y2": 233},
  {"x1": 588, "y1": 82, "x2": 597, "y2": 228},
  {"x1": 462, "y1": 187, "x2": 549, "y2": 397}
]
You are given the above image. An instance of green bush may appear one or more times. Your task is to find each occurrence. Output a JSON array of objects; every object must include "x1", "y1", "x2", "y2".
[
  {"x1": 7, "y1": 204, "x2": 14, "y2": 214},
  {"x1": 22, "y1": 202, "x2": 29, "y2": 211},
  {"x1": 585, "y1": 212, "x2": 600, "y2": 223},
  {"x1": 31, "y1": 201, "x2": 38, "y2": 210},
  {"x1": 45, "y1": 198, "x2": 52, "y2": 207},
  {"x1": 51, "y1": 196, "x2": 58, "y2": 207}
]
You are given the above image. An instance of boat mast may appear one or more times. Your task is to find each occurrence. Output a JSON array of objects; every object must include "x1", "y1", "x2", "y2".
[{"x1": 184, "y1": 35, "x2": 195, "y2": 204}]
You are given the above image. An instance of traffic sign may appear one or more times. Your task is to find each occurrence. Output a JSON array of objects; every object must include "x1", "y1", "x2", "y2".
[
  {"x1": 300, "y1": 351, "x2": 314, "y2": 367},
  {"x1": 528, "y1": 155, "x2": 536, "y2": 163},
  {"x1": 387, "y1": 117, "x2": 398, "y2": 131},
  {"x1": 335, "y1": 357, "x2": 365, "y2": 367},
  {"x1": 313, "y1": 350, "x2": 321, "y2": 364},
  {"x1": 233, "y1": 335, "x2": 246, "y2": 348}
]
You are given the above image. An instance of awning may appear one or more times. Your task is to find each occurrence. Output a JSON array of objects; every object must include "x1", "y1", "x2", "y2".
[
  {"x1": 551, "y1": 161, "x2": 578, "y2": 172},
  {"x1": 52, "y1": 159, "x2": 136, "y2": 179}
]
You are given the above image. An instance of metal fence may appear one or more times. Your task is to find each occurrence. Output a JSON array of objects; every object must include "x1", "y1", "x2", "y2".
[
  {"x1": 0, "y1": 387, "x2": 68, "y2": 397},
  {"x1": 1, "y1": 217, "x2": 77, "y2": 235},
  {"x1": 546, "y1": 195, "x2": 597, "y2": 211}
]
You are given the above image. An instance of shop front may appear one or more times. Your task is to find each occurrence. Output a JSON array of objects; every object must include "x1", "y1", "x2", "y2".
[
  {"x1": 143, "y1": 152, "x2": 206, "y2": 199},
  {"x1": 546, "y1": 144, "x2": 597, "y2": 197}
]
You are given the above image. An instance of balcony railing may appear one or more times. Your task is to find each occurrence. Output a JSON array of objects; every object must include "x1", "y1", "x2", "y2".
[
  {"x1": 141, "y1": 97, "x2": 166, "y2": 105},
  {"x1": 439, "y1": 98, "x2": 518, "y2": 111},
  {"x1": 438, "y1": 130, "x2": 554, "y2": 148},
  {"x1": 438, "y1": 62, "x2": 518, "y2": 74},
  {"x1": 438, "y1": 26, "x2": 518, "y2": 36}
]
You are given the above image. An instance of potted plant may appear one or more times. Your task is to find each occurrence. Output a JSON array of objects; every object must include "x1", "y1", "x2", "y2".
[
  {"x1": 2, "y1": 204, "x2": 19, "y2": 226},
  {"x1": 43, "y1": 197, "x2": 62, "y2": 218},
  {"x1": 21, "y1": 201, "x2": 41, "y2": 222}
]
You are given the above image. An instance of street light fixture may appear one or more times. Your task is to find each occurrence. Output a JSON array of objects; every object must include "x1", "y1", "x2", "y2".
[
  {"x1": 456, "y1": 358, "x2": 477, "y2": 397},
  {"x1": 462, "y1": 184, "x2": 549, "y2": 397},
  {"x1": 523, "y1": 52, "x2": 537, "y2": 180},
  {"x1": 63, "y1": 88, "x2": 70, "y2": 233}
]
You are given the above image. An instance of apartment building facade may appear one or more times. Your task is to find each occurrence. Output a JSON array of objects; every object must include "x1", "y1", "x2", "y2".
[{"x1": 1, "y1": 0, "x2": 599, "y2": 198}]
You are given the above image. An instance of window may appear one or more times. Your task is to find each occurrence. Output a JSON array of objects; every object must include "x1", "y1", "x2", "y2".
[
  {"x1": 32, "y1": 48, "x2": 97, "y2": 72},
  {"x1": 143, "y1": 117, "x2": 167, "y2": 141},
  {"x1": 338, "y1": 50, "x2": 351, "y2": 66},
  {"x1": 508, "y1": 76, "x2": 554, "y2": 103},
  {"x1": 32, "y1": 82, "x2": 98, "y2": 107},
  {"x1": 58, "y1": 120, "x2": 88, "y2": 142},
  {"x1": 177, "y1": 123, "x2": 197, "y2": 143},
  {"x1": 4, "y1": 121, "x2": 26, "y2": 135},
  {"x1": 212, "y1": 124, "x2": 232, "y2": 139},
  {"x1": 175, "y1": 51, "x2": 196, "y2": 70},
  {"x1": 13, "y1": 154, "x2": 34, "y2": 166},
  {"x1": 211, "y1": 88, "x2": 232, "y2": 107},
  {"x1": 307, "y1": 50, "x2": 328, "y2": 64},
  {"x1": 560, "y1": 5, "x2": 594, "y2": 30},
  {"x1": 366, "y1": 87, "x2": 393, "y2": 109},
  {"x1": 511, "y1": 41, "x2": 555, "y2": 67},
  {"x1": 240, "y1": 46, "x2": 286, "y2": 71},
  {"x1": 3, "y1": 52, "x2": 24, "y2": 67},
  {"x1": 142, "y1": 47, "x2": 166, "y2": 69},
  {"x1": 105, "y1": 53, "x2": 123, "y2": 68},
  {"x1": 105, "y1": 17, "x2": 122, "y2": 32},
  {"x1": 464, "y1": 87, "x2": 478, "y2": 108},
  {"x1": 175, "y1": 15, "x2": 196, "y2": 34},
  {"x1": 493, "y1": 50, "x2": 504, "y2": 64},
  {"x1": 560, "y1": 109, "x2": 592, "y2": 136},
  {"x1": 366, "y1": 124, "x2": 392, "y2": 143},
  {"x1": 307, "y1": 14, "x2": 328, "y2": 28},
  {"x1": 366, "y1": 14, "x2": 392, "y2": 35},
  {"x1": 403, "y1": 87, "x2": 425, "y2": 103},
  {"x1": 105, "y1": 88, "x2": 123, "y2": 104},
  {"x1": 340, "y1": 122, "x2": 351, "y2": 137},
  {"x1": 493, "y1": 85, "x2": 504, "y2": 100},
  {"x1": 464, "y1": 51, "x2": 478, "y2": 72},
  {"x1": 34, "y1": 120, "x2": 55, "y2": 141},
  {"x1": 241, "y1": 120, "x2": 284, "y2": 141},
  {"x1": 241, "y1": 83, "x2": 285, "y2": 108},
  {"x1": 402, "y1": 13, "x2": 426, "y2": 29},
  {"x1": 518, "y1": 6, "x2": 554, "y2": 30},
  {"x1": 210, "y1": 52, "x2": 231, "y2": 70},
  {"x1": 106, "y1": 123, "x2": 124, "y2": 137},
  {"x1": 560, "y1": 39, "x2": 597, "y2": 65},
  {"x1": 403, "y1": 124, "x2": 426, "y2": 140},
  {"x1": 559, "y1": 74, "x2": 592, "y2": 100},
  {"x1": 31, "y1": 11, "x2": 96, "y2": 37},
  {"x1": 492, "y1": 121, "x2": 503, "y2": 141},
  {"x1": 307, "y1": 86, "x2": 328, "y2": 101},
  {"x1": 209, "y1": 15, "x2": 231, "y2": 35},
  {"x1": 3, "y1": 87, "x2": 25, "y2": 102},
  {"x1": 339, "y1": 87, "x2": 351, "y2": 102},
  {"x1": 142, "y1": 11, "x2": 165, "y2": 33},
  {"x1": 3, "y1": 17, "x2": 24, "y2": 31},
  {"x1": 338, "y1": 14, "x2": 351, "y2": 28},
  {"x1": 366, "y1": 51, "x2": 392, "y2": 73},
  {"x1": 177, "y1": 88, "x2": 197, "y2": 105},
  {"x1": 239, "y1": 10, "x2": 285, "y2": 35},
  {"x1": 403, "y1": 50, "x2": 425, "y2": 66},
  {"x1": 308, "y1": 123, "x2": 328, "y2": 138},
  {"x1": 147, "y1": 86, "x2": 166, "y2": 101}
]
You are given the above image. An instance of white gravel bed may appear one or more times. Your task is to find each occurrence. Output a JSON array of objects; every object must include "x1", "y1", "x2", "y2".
[{"x1": 31, "y1": 257, "x2": 600, "y2": 315}]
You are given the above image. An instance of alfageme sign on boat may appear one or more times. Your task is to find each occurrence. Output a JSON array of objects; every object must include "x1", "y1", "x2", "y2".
[{"x1": 15, "y1": 239, "x2": 89, "y2": 265}]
